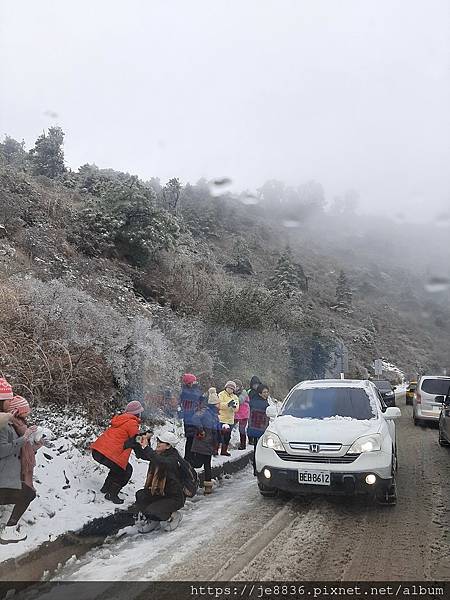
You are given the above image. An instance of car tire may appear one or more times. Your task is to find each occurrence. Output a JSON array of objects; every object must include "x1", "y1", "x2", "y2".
[
  {"x1": 257, "y1": 482, "x2": 278, "y2": 497},
  {"x1": 438, "y1": 423, "x2": 450, "y2": 447},
  {"x1": 377, "y1": 460, "x2": 397, "y2": 506}
]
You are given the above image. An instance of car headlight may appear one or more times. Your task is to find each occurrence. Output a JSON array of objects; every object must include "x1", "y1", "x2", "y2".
[
  {"x1": 261, "y1": 431, "x2": 285, "y2": 451},
  {"x1": 348, "y1": 434, "x2": 381, "y2": 454}
]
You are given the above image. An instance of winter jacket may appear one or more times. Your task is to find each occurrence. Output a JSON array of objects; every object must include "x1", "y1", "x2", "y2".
[
  {"x1": 179, "y1": 385, "x2": 205, "y2": 435},
  {"x1": 191, "y1": 404, "x2": 220, "y2": 456},
  {"x1": 91, "y1": 413, "x2": 140, "y2": 470},
  {"x1": 235, "y1": 390, "x2": 250, "y2": 420},
  {"x1": 130, "y1": 442, "x2": 185, "y2": 521},
  {"x1": 247, "y1": 395, "x2": 269, "y2": 439},
  {"x1": 0, "y1": 413, "x2": 12, "y2": 430},
  {"x1": 218, "y1": 390, "x2": 240, "y2": 425},
  {"x1": 0, "y1": 422, "x2": 26, "y2": 490}
]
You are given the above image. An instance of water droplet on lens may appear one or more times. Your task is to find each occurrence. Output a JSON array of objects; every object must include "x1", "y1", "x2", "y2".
[
  {"x1": 424, "y1": 276, "x2": 450, "y2": 293},
  {"x1": 208, "y1": 177, "x2": 233, "y2": 197},
  {"x1": 282, "y1": 219, "x2": 301, "y2": 228}
]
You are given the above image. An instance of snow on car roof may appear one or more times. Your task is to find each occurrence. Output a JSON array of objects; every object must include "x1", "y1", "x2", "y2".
[{"x1": 294, "y1": 379, "x2": 372, "y2": 389}]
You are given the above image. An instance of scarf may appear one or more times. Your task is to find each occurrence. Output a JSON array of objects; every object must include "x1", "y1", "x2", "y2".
[
  {"x1": 11, "y1": 416, "x2": 36, "y2": 490},
  {"x1": 144, "y1": 464, "x2": 167, "y2": 496}
]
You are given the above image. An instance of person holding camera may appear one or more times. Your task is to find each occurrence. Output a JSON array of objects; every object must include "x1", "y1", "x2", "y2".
[
  {"x1": 125, "y1": 431, "x2": 185, "y2": 533},
  {"x1": 91, "y1": 400, "x2": 144, "y2": 504},
  {"x1": 217, "y1": 381, "x2": 240, "y2": 456},
  {"x1": 0, "y1": 384, "x2": 40, "y2": 543}
]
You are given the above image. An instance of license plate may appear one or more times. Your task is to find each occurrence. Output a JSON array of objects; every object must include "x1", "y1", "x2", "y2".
[{"x1": 298, "y1": 470, "x2": 331, "y2": 486}]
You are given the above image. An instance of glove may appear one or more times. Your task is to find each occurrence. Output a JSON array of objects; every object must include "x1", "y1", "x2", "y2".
[
  {"x1": 23, "y1": 426, "x2": 37, "y2": 441},
  {"x1": 123, "y1": 436, "x2": 139, "y2": 450}
]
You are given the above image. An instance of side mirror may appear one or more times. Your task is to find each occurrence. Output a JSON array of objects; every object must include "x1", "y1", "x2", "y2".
[
  {"x1": 266, "y1": 405, "x2": 278, "y2": 419},
  {"x1": 384, "y1": 407, "x2": 401, "y2": 420}
]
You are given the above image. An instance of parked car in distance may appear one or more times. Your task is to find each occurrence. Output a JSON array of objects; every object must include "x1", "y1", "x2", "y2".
[
  {"x1": 413, "y1": 376, "x2": 450, "y2": 426},
  {"x1": 255, "y1": 379, "x2": 401, "y2": 505},
  {"x1": 438, "y1": 385, "x2": 450, "y2": 446},
  {"x1": 372, "y1": 380, "x2": 396, "y2": 407},
  {"x1": 405, "y1": 381, "x2": 417, "y2": 406}
]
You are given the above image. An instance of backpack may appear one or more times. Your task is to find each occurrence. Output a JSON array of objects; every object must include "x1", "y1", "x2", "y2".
[{"x1": 176, "y1": 451, "x2": 199, "y2": 498}]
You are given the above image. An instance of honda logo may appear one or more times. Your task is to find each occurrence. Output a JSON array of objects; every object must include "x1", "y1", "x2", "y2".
[{"x1": 309, "y1": 443, "x2": 320, "y2": 453}]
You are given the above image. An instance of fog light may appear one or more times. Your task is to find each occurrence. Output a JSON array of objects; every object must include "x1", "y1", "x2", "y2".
[
  {"x1": 365, "y1": 474, "x2": 377, "y2": 485},
  {"x1": 263, "y1": 468, "x2": 271, "y2": 479}
]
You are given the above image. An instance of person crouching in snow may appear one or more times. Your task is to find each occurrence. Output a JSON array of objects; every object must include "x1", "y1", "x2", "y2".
[
  {"x1": 218, "y1": 381, "x2": 239, "y2": 456},
  {"x1": 91, "y1": 400, "x2": 144, "y2": 504},
  {"x1": 233, "y1": 379, "x2": 250, "y2": 450},
  {"x1": 125, "y1": 431, "x2": 185, "y2": 533},
  {"x1": 0, "y1": 384, "x2": 39, "y2": 543},
  {"x1": 191, "y1": 389, "x2": 220, "y2": 494}
]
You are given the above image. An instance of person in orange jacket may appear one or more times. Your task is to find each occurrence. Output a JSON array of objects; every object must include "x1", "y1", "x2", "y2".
[{"x1": 91, "y1": 400, "x2": 144, "y2": 504}]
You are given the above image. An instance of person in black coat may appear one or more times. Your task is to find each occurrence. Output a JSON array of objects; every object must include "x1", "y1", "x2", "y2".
[
  {"x1": 191, "y1": 389, "x2": 220, "y2": 494},
  {"x1": 125, "y1": 430, "x2": 185, "y2": 532}
]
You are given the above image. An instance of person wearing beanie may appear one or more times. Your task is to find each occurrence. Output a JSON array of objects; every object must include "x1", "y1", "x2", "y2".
[
  {"x1": 191, "y1": 392, "x2": 220, "y2": 494},
  {"x1": 248, "y1": 383, "x2": 270, "y2": 476},
  {"x1": 178, "y1": 373, "x2": 205, "y2": 463},
  {"x1": 91, "y1": 400, "x2": 144, "y2": 504},
  {"x1": 124, "y1": 431, "x2": 185, "y2": 532},
  {"x1": 217, "y1": 381, "x2": 240, "y2": 456},
  {"x1": 233, "y1": 379, "x2": 250, "y2": 450},
  {"x1": 0, "y1": 395, "x2": 39, "y2": 544}
]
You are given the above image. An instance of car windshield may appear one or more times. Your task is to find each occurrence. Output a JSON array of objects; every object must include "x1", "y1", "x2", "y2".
[
  {"x1": 280, "y1": 387, "x2": 376, "y2": 420},
  {"x1": 373, "y1": 380, "x2": 392, "y2": 391},
  {"x1": 421, "y1": 379, "x2": 450, "y2": 395}
]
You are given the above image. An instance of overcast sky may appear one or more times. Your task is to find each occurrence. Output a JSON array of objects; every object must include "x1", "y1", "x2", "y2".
[{"x1": 0, "y1": 0, "x2": 449, "y2": 220}]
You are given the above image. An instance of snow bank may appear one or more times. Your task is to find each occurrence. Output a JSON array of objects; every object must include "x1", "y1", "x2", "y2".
[{"x1": 0, "y1": 414, "x2": 248, "y2": 563}]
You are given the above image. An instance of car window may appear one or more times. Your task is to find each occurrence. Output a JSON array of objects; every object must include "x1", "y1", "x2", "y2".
[
  {"x1": 373, "y1": 380, "x2": 392, "y2": 391},
  {"x1": 421, "y1": 379, "x2": 450, "y2": 395},
  {"x1": 280, "y1": 387, "x2": 376, "y2": 420},
  {"x1": 376, "y1": 390, "x2": 387, "y2": 412}
]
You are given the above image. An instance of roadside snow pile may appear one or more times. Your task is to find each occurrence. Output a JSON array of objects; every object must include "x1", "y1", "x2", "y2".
[{"x1": 0, "y1": 412, "x2": 247, "y2": 563}]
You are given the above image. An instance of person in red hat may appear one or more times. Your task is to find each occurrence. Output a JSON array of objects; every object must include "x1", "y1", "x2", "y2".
[
  {"x1": 91, "y1": 400, "x2": 144, "y2": 504},
  {"x1": 178, "y1": 374, "x2": 205, "y2": 464}
]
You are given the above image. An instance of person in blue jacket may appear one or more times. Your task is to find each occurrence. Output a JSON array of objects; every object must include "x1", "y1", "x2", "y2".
[{"x1": 179, "y1": 373, "x2": 204, "y2": 463}]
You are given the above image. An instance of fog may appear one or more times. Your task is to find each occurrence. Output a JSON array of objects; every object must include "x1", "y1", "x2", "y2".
[{"x1": 0, "y1": 0, "x2": 449, "y2": 221}]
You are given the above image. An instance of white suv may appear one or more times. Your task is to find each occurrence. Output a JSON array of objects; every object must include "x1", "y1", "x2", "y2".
[
  {"x1": 413, "y1": 375, "x2": 450, "y2": 426},
  {"x1": 255, "y1": 379, "x2": 401, "y2": 505}
]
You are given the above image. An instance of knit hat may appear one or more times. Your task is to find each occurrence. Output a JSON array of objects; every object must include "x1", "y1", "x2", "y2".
[
  {"x1": 234, "y1": 379, "x2": 243, "y2": 391},
  {"x1": 8, "y1": 395, "x2": 30, "y2": 416},
  {"x1": 208, "y1": 387, "x2": 220, "y2": 405},
  {"x1": 182, "y1": 373, "x2": 197, "y2": 385},
  {"x1": 0, "y1": 378, "x2": 13, "y2": 401},
  {"x1": 224, "y1": 380, "x2": 237, "y2": 392},
  {"x1": 125, "y1": 400, "x2": 144, "y2": 415},
  {"x1": 157, "y1": 431, "x2": 179, "y2": 446}
]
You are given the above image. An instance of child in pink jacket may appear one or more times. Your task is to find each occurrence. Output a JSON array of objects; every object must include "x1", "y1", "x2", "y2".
[{"x1": 234, "y1": 379, "x2": 250, "y2": 450}]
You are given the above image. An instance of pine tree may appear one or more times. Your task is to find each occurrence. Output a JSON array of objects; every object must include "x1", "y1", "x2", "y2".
[
  {"x1": 268, "y1": 248, "x2": 303, "y2": 298},
  {"x1": 336, "y1": 270, "x2": 352, "y2": 309},
  {"x1": 29, "y1": 126, "x2": 66, "y2": 178}
]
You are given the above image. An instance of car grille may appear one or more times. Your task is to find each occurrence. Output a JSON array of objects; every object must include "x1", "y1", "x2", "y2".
[{"x1": 275, "y1": 451, "x2": 360, "y2": 464}]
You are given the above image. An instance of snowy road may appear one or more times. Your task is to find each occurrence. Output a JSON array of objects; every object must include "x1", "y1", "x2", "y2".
[{"x1": 48, "y1": 390, "x2": 450, "y2": 590}]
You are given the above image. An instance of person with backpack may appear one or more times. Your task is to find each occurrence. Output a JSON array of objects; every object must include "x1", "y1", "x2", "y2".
[
  {"x1": 91, "y1": 400, "x2": 144, "y2": 504},
  {"x1": 248, "y1": 383, "x2": 270, "y2": 476},
  {"x1": 125, "y1": 431, "x2": 186, "y2": 533},
  {"x1": 179, "y1": 374, "x2": 204, "y2": 464},
  {"x1": 191, "y1": 389, "x2": 220, "y2": 495},
  {"x1": 233, "y1": 379, "x2": 250, "y2": 450},
  {"x1": 218, "y1": 381, "x2": 240, "y2": 456}
]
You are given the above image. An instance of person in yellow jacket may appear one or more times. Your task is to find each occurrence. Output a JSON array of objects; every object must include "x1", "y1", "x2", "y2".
[{"x1": 218, "y1": 381, "x2": 239, "y2": 456}]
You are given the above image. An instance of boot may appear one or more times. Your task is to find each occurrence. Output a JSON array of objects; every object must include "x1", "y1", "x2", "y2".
[
  {"x1": 0, "y1": 523, "x2": 27, "y2": 544},
  {"x1": 220, "y1": 444, "x2": 231, "y2": 457},
  {"x1": 100, "y1": 482, "x2": 110, "y2": 494},
  {"x1": 161, "y1": 511, "x2": 183, "y2": 532},
  {"x1": 105, "y1": 492, "x2": 124, "y2": 505},
  {"x1": 0, "y1": 505, "x2": 14, "y2": 529},
  {"x1": 137, "y1": 518, "x2": 160, "y2": 533},
  {"x1": 203, "y1": 481, "x2": 213, "y2": 495},
  {"x1": 238, "y1": 433, "x2": 247, "y2": 450}
]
